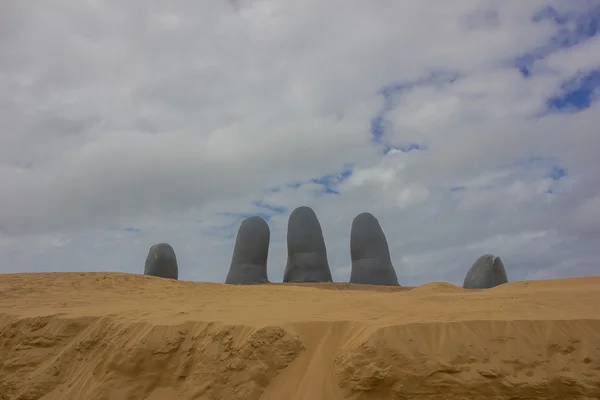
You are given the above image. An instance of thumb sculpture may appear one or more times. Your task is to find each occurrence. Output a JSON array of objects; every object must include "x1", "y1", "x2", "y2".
[
  {"x1": 283, "y1": 206, "x2": 333, "y2": 283},
  {"x1": 144, "y1": 243, "x2": 178, "y2": 280},
  {"x1": 350, "y1": 212, "x2": 399, "y2": 285},
  {"x1": 463, "y1": 253, "x2": 508, "y2": 289},
  {"x1": 225, "y1": 216, "x2": 270, "y2": 284}
]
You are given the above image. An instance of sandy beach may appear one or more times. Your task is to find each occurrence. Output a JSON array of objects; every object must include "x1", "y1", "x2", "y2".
[{"x1": 0, "y1": 272, "x2": 599, "y2": 399}]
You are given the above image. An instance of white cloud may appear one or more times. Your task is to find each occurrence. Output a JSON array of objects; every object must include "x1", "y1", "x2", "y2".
[{"x1": 1, "y1": 0, "x2": 599, "y2": 285}]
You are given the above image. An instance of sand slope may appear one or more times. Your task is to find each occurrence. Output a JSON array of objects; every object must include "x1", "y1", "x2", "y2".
[{"x1": 0, "y1": 273, "x2": 599, "y2": 400}]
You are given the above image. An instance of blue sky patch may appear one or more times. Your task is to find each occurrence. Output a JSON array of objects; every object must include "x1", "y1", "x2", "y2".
[
  {"x1": 549, "y1": 165, "x2": 567, "y2": 180},
  {"x1": 309, "y1": 164, "x2": 354, "y2": 195},
  {"x1": 371, "y1": 71, "x2": 459, "y2": 151},
  {"x1": 285, "y1": 182, "x2": 303, "y2": 189},
  {"x1": 515, "y1": 4, "x2": 600, "y2": 77},
  {"x1": 252, "y1": 200, "x2": 287, "y2": 215},
  {"x1": 215, "y1": 200, "x2": 287, "y2": 226},
  {"x1": 546, "y1": 68, "x2": 600, "y2": 113},
  {"x1": 511, "y1": 157, "x2": 568, "y2": 184},
  {"x1": 383, "y1": 143, "x2": 427, "y2": 155}
]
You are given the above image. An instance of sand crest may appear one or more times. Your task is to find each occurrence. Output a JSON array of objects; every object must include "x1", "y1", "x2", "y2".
[{"x1": 1, "y1": 272, "x2": 599, "y2": 399}]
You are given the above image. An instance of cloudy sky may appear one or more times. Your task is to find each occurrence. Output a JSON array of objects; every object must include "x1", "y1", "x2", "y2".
[{"x1": 1, "y1": 0, "x2": 599, "y2": 285}]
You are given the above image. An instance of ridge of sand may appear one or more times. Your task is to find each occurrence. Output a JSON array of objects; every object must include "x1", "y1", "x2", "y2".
[{"x1": 1, "y1": 272, "x2": 599, "y2": 400}]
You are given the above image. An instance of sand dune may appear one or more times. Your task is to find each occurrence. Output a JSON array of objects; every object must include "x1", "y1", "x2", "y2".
[{"x1": 1, "y1": 273, "x2": 599, "y2": 399}]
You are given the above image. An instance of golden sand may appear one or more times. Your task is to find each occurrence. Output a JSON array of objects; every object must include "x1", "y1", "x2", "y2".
[{"x1": 0, "y1": 272, "x2": 599, "y2": 399}]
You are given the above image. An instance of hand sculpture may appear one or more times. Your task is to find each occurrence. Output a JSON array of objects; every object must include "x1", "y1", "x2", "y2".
[
  {"x1": 225, "y1": 216, "x2": 270, "y2": 284},
  {"x1": 349, "y1": 212, "x2": 399, "y2": 285},
  {"x1": 283, "y1": 206, "x2": 333, "y2": 283},
  {"x1": 144, "y1": 243, "x2": 178, "y2": 280},
  {"x1": 463, "y1": 253, "x2": 508, "y2": 289}
]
